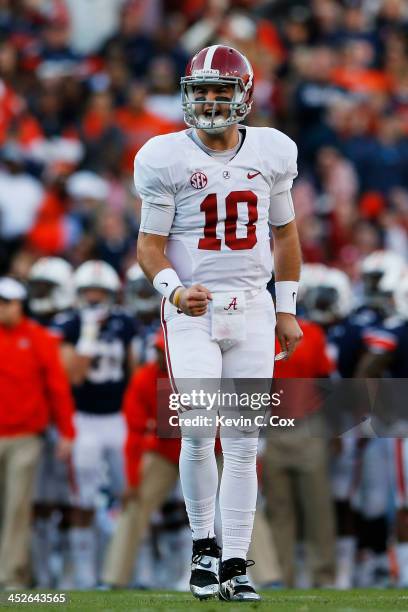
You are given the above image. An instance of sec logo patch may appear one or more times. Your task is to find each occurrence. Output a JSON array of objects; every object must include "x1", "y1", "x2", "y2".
[{"x1": 190, "y1": 171, "x2": 207, "y2": 190}]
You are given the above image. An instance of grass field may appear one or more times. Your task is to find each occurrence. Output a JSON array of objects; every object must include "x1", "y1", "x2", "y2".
[{"x1": 2, "y1": 590, "x2": 408, "y2": 612}]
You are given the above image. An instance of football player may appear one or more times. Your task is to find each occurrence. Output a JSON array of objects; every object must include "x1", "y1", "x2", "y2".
[
  {"x1": 356, "y1": 271, "x2": 408, "y2": 586},
  {"x1": 135, "y1": 45, "x2": 303, "y2": 601},
  {"x1": 124, "y1": 263, "x2": 161, "y2": 366},
  {"x1": 299, "y1": 265, "x2": 361, "y2": 588},
  {"x1": 28, "y1": 257, "x2": 75, "y2": 588},
  {"x1": 28, "y1": 257, "x2": 75, "y2": 326},
  {"x1": 345, "y1": 253, "x2": 406, "y2": 588},
  {"x1": 300, "y1": 263, "x2": 393, "y2": 588},
  {"x1": 326, "y1": 251, "x2": 405, "y2": 378},
  {"x1": 53, "y1": 260, "x2": 136, "y2": 588}
]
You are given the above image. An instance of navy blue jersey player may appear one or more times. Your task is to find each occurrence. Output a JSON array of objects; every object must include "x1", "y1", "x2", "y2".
[
  {"x1": 356, "y1": 271, "x2": 408, "y2": 587},
  {"x1": 53, "y1": 260, "x2": 136, "y2": 589},
  {"x1": 328, "y1": 250, "x2": 405, "y2": 377},
  {"x1": 124, "y1": 263, "x2": 161, "y2": 366},
  {"x1": 27, "y1": 256, "x2": 76, "y2": 589}
]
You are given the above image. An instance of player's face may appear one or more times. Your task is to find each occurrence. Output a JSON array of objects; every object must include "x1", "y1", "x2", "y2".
[
  {"x1": 80, "y1": 288, "x2": 111, "y2": 306},
  {"x1": 192, "y1": 83, "x2": 235, "y2": 124},
  {"x1": 0, "y1": 298, "x2": 23, "y2": 326},
  {"x1": 29, "y1": 280, "x2": 54, "y2": 300}
]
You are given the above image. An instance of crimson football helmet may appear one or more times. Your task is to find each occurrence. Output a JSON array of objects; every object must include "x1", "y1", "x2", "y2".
[{"x1": 181, "y1": 45, "x2": 254, "y2": 132}]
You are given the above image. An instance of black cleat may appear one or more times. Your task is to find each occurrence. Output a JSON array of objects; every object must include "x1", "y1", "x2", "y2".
[
  {"x1": 189, "y1": 537, "x2": 221, "y2": 600},
  {"x1": 219, "y1": 558, "x2": 261, "y2": 601}
]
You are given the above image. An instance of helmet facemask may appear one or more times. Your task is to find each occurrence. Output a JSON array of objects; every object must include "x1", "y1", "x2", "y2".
[
  {"x1": 29, "y1": 279, "x2": 74, "y2": 315},
  {"x1": 304, "y1": 286, "x2": 341, "y2": 325},
  {"x1": 181, "y1": 76, "x2": 251, "y2": 133},
  {"x1": 124, "y1": 277, "x2": 161, "y2": 318}
]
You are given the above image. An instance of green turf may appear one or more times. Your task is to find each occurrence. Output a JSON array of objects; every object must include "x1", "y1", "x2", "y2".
[{"x1": 2, "y1": 590, "x2": 408, "y2": 612}]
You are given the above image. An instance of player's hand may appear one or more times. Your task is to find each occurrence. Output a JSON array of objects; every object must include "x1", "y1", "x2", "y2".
[
  {"x1": 80, "y1": 304, "x2": 109, "y2": 327},
  {"x1": 55, "y1": 436, "x2": 73, "y2": 462},
  {"x1": 276, "y1": 313, "x2": 303, "y2": 359},
  {"x1": 178, "y1": 284, "x2": 212, "y2": 317}
]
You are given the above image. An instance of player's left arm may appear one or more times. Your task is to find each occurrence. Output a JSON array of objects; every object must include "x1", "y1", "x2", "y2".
[{"x1": 271, "y1": 219, "x2": 303, "y2": 359}]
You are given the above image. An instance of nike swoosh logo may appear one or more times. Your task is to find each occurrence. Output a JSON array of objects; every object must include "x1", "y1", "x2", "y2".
[
  {"x1": 247, "y1": 171, "x2": 261, "y2": 179},
  {"x1": 199, "y1": 560, "x2": 212, "y2": 568},
  {"x1": 161, "y1": 282, "x2": 169, "y2": 287},
  {"x1": 292, "y1": 292, "x2": 296, "y2": 301}
]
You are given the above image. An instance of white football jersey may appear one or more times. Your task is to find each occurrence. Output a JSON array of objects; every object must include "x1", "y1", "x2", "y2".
[{"x1": 134, "y1": 126, "x2": 297, "y2": 291}]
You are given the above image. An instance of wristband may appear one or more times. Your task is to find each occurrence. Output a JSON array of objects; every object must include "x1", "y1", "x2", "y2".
[
  {"x1": 172, "y1": 287, "x2": 184, "y2": 308},
  {"x1": 153, "y1": 268, "x2": 183, "y2": 300},
  {"x1": 275, "y1": 281, "x2": 299, "y2": 315}
]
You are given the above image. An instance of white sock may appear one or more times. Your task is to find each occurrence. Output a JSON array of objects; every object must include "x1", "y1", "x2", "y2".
[
  {"x1": 219, "y1": 437, "x2": 258, "y2": 561},
  {"x1": 58, "y1": 530, "x2": 74, "y2": 590},
  {"x1": 335, "y1": 537, "x2": 356, "y2": 589},
  {"x1": 355, "y1": 550, "x2": 376, "y2": 587},
  {"x1": 373, "y1": 552, "x2": 389, "y2": 584},
  {"x1": 397, "y1": 543, "x2": 408, "y2": 587},
  {"x1": 68, "y1": 527, "x2": 97, "y2": 589},
  {"x1": 31, "y1": 518, "x2": 54, "y2": 588},
  {"x1": 179, "y1": 437, "x2": 218, "y2": 541}
]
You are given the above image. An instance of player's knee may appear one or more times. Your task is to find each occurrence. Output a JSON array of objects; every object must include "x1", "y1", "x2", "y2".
[
  {"x1": 181, "y1": 437, "x2": 215, "y2": 462},
  {"x1": 69, "y1": 507, "x2": 95, "y2": 527}
]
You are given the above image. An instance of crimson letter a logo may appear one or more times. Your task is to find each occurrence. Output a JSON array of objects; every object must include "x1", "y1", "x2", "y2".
[{"x1": 224, "y1": 297, "x2": 238, "y2": 311}]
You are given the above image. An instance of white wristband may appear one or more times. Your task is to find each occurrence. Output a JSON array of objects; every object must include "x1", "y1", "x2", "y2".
[
  {"x1": 153, "y1": 268, "x2": 183, "y2": 300},
  {"x1": 275, "y1": 281, "x2": 299, "y2": 315}
]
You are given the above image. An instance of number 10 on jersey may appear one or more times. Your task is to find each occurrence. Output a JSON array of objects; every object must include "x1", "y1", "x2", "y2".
[{"x1": 198, "y1": 190, "x2": 258, "y2": 251}]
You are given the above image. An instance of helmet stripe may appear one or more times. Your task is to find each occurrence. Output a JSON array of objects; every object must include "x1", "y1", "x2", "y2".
[{"x1": 203, "y1": 45, "x2": 219, "y2": 70}]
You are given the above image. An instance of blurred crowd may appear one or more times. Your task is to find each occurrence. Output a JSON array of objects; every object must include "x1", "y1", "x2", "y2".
[
  {"x1": 0, "y1": 0, "x2": 408, "y2": 595},
  {"x1": 0, "y1": 0, "x2": 407, "y2": 278}
]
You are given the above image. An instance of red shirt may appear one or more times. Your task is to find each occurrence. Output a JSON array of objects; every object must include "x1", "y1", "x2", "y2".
[
  {"x1": 0, "y1": 317, "x2": 75, "y2": 438},
  {"x1": 274, "y1": 319, "x2": 334, "y2": 378},
  {"x1": 123, "y1": 362, "x2": 180, "y2": 487},
  {"x1": 274, "y1": 319, "x2": 335, "y2": 419}
]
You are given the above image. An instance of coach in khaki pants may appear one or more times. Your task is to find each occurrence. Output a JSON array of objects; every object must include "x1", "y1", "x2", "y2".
[
  {"x1": 262, "y1": 320, "x2": 336, "y2": 587},
  {"x1": 263, "y1": 428, "x2": 335, "y2": 587},
  {"x1": 0, "y1": 277, "x2": 75, "y2": 588},
  {"x1": 263, "y1": 319, "x2": 335, "y2": 587}
]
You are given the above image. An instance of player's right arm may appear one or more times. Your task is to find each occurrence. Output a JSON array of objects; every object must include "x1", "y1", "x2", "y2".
[
  {"x1": 53, "y1": 314, "x2": 98, "y2": 385},
  {"x1": 134, "y1": 140, "x2": 211, "y2": 316}
]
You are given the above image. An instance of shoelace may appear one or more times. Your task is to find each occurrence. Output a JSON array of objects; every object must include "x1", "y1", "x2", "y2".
[
  {"x1": 227, "y1": 559, "x2": 255, "y2": 573},
  {"x1": 221, "y1": 558, "x2": 256, "y2": 579},
  {"x1": 192, "y1": 543, "x2": 222, "y2": 564}
]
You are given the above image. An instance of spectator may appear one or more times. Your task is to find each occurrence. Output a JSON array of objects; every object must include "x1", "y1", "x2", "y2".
[
  {"x1": 65, "y1": 0, "x2": 126, "y2": 55},
  {"x1": 100, "y1": 1, "x2": 157, "y2": 79},
  {"x1": 0, "y1": 276, "x2": 75, "y2": 589},
  {"x1": 94, "y1": 209, "x2": 134, "y2": 274},
  {"x1": 81, "y1": 89, "x2": 124, "y2": 173},
  {"x1": 115, "y1": 82, "x2": 180, "y2": 174},
  {"x1": 0, "y1": 143, "x2": 44, "y2": 274}
]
